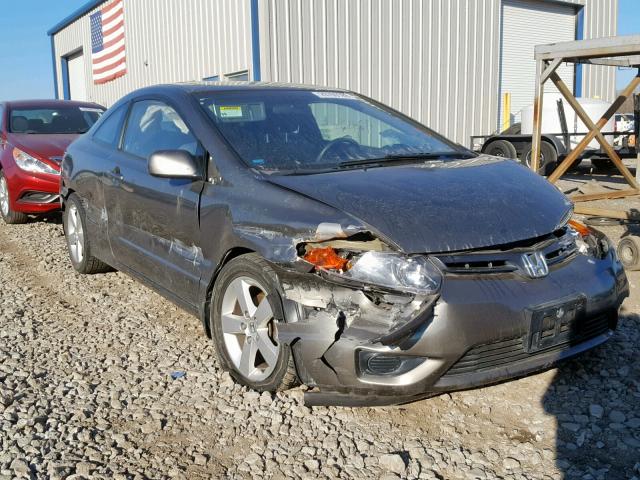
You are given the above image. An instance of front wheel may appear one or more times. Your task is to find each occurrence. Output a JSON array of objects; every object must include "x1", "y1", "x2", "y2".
[
  {"x1": 0, "y1": 171, "x2": 28, "y2": 224},
  {"x1": 63, "y1": 194, "x2": 111, "y2": 274},
  {"x1": 210, "y1": 253, "x2": 298, "y2": 392}
]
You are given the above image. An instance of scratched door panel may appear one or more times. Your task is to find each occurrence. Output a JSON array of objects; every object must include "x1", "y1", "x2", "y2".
[{"x1": 116, "y1": 153, "x2": 204, "y2": 305}]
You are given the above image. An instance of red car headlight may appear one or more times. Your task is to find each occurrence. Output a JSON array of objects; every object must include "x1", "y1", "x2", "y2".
[{"x1": 13, "y1": 148, "x2": 58, "y2": 175}]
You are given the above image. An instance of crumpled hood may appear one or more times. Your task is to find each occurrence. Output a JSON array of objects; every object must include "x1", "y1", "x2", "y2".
[
  {"x1": 8, "y1": 133, "x2": 79, "y2": 160},
  {"x1": 266, "y1": 157, "x2": 573, "y2": 253}
]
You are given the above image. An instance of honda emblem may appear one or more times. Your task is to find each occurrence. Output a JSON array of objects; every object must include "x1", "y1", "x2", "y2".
[{"x1": 522, "y1": 251, "x2": 549, "y2": 279}]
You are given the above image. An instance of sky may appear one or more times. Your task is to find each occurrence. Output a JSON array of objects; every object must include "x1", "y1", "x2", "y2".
[
  {"x1": 616, "y1": 0, "x2": 639, "y2": 90},
  {"x1": 0, "y1": 1, "x2": 637, "y2": 100},
  {"x1": 0, "y1": 1, "x2": 88, "y2": 100}
]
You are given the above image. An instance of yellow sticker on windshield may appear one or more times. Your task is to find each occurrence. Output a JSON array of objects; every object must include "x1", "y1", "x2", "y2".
[{"x1": 219, "y1": 106, "x2": 243, "y2": 118}]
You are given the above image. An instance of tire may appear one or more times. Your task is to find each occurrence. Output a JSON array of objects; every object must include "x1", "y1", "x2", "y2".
[
  {"x1": 210, "y1": 253, "x2": 298, "y2": 392},
  {"x1": 521, "y1": 141, "x2": 557, "y2": 176},
  {"x1": 617, "y1": 236, "x2": 640, "y2": 271},
  {"x1": 591, "y1": 158, "x2": 614, "y2": 171},
  {"x1": 63, "y1": 193, "x2": 111, "y2": 274},
  {"x1": 483, "y1": 140, "x2": 517, "y2": 159},
  {"x1": 0, "y1": 171, "x2": 28, "y2": 224}
]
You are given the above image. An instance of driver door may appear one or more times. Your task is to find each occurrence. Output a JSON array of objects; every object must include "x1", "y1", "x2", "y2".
[{"x1": 106, "y1": 99, "x2": 205, "y2": 305}]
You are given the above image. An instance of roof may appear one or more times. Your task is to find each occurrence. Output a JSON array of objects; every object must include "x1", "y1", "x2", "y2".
[
  {"x1": 48, "y1": 0, "x2": 108, "y2": 36},
  {"x1": 167, "y1": 81, "x2": 348, "y2": 93},
  {"x1": 3, "y1": 99, "x2": 105, "y2": 109}
]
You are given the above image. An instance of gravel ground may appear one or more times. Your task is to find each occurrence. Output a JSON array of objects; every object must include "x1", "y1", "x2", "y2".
[{"x1": 1, "y1": 181, "x2": 639, "y2": 479}]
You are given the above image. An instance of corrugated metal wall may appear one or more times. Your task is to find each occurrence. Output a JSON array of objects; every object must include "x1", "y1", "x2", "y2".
[
  {"x1": 259, "y1": 0, "x2": 502, "y2": 145},
  {"x1": 52, "y1": 0, "x2": 617, "y2": 143},
  {"x1": 53, "y1": 0, "x2": 253, "y2": 107},
  {"x1": 579, "y1": 0, "x2": 618, "y2": 100},
  {"x1": 258, "y1": 0, "x2": 617, "y2": 145}
]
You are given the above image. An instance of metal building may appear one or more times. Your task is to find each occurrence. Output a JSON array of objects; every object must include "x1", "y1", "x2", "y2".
[{"x1": 48, "y1": 0, "x2": 618, "y2": 145}]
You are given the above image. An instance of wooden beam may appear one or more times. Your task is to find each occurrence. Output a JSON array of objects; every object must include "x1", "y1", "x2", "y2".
[
  {"x1": 531, "y1": 59, "x2": 546, "y2": 174},
  {"x1": 548, "y1": 72, "x2": 640, "y2": 188},
  {"x1": 541, "y1": 58, "x2": 563, "y2": 84},
  {"x1": 574, "y1": 55, "x2": 640, "y2": 67},
  {"x1": 570, "y1": 188, "x2": 640, "y2": 202},
  {"x1": 547, "y1": 74, "x2": 640, "y2": 184},
  {"x1": 535, "y1": 35, "x2": 640, "y2": 61},
  {"x1": 573, "y1": 205, "x2": 640, "y2": 220}
]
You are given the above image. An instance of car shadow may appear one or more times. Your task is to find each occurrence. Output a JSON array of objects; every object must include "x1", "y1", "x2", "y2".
[
  {"x1": 542, "y1": 314, "x2": 640, "y2": 479},
  {"x1": 30, "y1": 212, "x2": 63, "y2": 225}
]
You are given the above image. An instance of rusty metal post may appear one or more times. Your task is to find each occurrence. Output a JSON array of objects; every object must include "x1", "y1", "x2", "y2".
[{"x1": 530, "y1": 59, "x2": 545, "y2": 173}]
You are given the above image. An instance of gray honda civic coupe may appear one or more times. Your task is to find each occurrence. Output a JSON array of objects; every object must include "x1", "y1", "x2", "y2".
[{"x1": 60, "y1": 83, "x2": 628, "y2": 406}]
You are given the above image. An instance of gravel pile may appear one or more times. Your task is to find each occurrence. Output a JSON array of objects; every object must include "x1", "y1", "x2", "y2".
[{"x1": 0, "y1": 217, "x2": 638, "y2": 479}]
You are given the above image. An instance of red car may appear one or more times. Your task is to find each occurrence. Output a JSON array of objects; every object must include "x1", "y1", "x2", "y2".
[{"x1": 0, "y1": 100, "x2": 105, "y2": 224}]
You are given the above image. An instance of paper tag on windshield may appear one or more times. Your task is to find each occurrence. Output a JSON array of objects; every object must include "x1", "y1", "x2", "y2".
[
  {"x1": 312, "y1": 91, "x2": 357, "y2": 100},
  {"x1": 219, "y1": 106, "x2": 244, "y2": 118}
]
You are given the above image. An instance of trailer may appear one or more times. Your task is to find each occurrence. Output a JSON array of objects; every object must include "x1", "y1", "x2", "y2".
[{"x1": 472, "y1": 96, "x2": 638, "y2": 175}]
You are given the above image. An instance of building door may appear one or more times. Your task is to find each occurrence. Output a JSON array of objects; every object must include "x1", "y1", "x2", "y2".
[
  {"x1": 66, "y1": 51, "x2": 87, "y2": 101},
  {"x1": 500, "y1": 0, "x2": 576, "y2": 129}
]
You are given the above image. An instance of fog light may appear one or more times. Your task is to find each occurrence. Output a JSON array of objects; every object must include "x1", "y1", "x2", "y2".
[
  {"x1": 367, "y1": 354, "x2": 402, "y2": 374},
  {"x1": 358, "y1": 351, "x2": 426, "y2": 376}
]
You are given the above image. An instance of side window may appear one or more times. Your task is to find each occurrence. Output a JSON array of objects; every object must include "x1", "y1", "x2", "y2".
[
  {"x1": 122, "y1": 100, "x2": 199, "y2": 159},
  {"x1": 310, "y1": 102, "x2": 403, "y2": 148},
  {"x1": 0, "y1": 106, "x2": 4, "y2": 132},
  {"x1": 93, "y1": 104, "x2": 128, "y2": 147}
]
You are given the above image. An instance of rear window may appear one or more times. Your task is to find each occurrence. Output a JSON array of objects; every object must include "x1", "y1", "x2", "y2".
[{"x1": 9, "y1": 106, "x2": 104, "y2": 134}]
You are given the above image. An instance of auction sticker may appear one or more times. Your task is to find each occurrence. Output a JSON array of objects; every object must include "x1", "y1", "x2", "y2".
[{"x1": 219, "y1": 106, "x2": 244, "y2": 118}]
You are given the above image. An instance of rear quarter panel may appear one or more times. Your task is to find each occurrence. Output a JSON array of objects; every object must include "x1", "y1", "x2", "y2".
[{"x1": 62, "y1": 136, "x2": 114, "y2": 263}]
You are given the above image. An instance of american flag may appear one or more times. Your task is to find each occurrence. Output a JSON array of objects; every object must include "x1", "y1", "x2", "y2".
[{"x1": 90, "y1": 0, "x2": 127, "y2": 84}]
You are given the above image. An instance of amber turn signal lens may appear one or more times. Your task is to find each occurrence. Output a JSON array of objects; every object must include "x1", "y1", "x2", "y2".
[
  {"x1": 304, "y1": 247, "x2": 350, "y2": 271},
  {"x1": 568, "y1": 219, "x2": 591, "y2": 237}
]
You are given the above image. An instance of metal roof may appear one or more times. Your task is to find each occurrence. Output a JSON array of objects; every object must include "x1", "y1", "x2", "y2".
[{"x1": 47, "y1": 0, "x2": 108, "y2": 36}]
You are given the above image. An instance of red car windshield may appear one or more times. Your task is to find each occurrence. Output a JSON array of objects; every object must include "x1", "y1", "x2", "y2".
[{"x1": 9, "y1": 106, "x2": 104, "y2": 134}]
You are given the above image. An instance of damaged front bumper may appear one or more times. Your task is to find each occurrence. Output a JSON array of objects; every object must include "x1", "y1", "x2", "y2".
[{"x1": 274, "y1": 246, "x2": 629, "y2": 407}]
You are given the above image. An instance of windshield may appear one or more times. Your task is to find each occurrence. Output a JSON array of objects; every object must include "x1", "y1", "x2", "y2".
[
  {"x1": 196, "y1": 90, "x2": 472, "y2": 173},
  {"x1": 9, "y1": 106, "x2": 104, "y2": 134}
]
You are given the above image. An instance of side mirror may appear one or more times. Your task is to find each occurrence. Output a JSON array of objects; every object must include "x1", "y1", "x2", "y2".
[{"x1": 148, "y1": 150, "x2": 201, "y2": 180}]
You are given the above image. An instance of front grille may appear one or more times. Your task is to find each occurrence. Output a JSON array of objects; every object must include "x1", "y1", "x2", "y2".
[
  {"x1": 443, "y1": 311, "x2": 614, "y2": 377},
  {"x1": 435, "y1": 229, "x2": 577, "y2": 276}
]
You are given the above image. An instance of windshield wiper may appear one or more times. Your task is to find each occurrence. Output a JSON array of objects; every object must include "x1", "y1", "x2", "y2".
[{"x1": 337, "y1": 151, "x2": 476, "y2": 169}]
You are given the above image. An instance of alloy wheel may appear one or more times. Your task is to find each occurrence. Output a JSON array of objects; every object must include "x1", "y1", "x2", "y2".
[
  {"x1": 66, "y1": 203, "x2": 85, "y2": 264},
  {"x1": 220, "y1": 276, "x2": 280, "y2": 381},
  {"x1": 0, "y1": 176, "x2": 9, "y2": 217}
]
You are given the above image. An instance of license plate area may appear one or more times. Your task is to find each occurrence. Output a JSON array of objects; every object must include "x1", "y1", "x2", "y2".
[{"x1": 526, "y1": 297, "x2": 586, "y2": 353}]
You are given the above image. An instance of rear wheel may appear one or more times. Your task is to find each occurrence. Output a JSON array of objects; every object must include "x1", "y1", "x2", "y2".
[
  {"x1": 0, "y1": 171, "x2": 28, "y2": 224},
  {"x1": 522, "y1": 141, "x2": 557, "y2": 176},
  {"x1": 64, "y1": 194, "x2": 111, "y2": 274},
  {"x1": 483, "y1": 140, "x2": 517, "y2": 159},
  {"x1": 211, "y1": 253, "x2": 298, "y2": 392}
]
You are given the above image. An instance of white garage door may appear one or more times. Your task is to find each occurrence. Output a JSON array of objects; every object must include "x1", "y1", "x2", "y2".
[
  {"x1": 500, "y1": 0, "x2": 576, "y2": 129},
  {"x1": 67, "y1": 51, "x2": 87, "y2": 101}
]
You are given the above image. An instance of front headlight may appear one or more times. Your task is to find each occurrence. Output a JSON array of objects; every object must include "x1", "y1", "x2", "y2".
[
  {"x1": 13, "y1": 148, "x2": 58, "y2": 175},
  {"x1": 568, "y1": 219, "x2": 609, "y2": 259},
  {"x1": 304, "y1": 247, "x2": 442, "y2": 294},
  {"x1": 345, "y1": 252, "x2": 441, "y2": 294}
]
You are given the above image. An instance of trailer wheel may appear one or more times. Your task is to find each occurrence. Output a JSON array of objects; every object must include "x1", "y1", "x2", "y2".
[
  {"x1": 522, "y1": 141, "x2": 557, "y2": 176},
  {"x1": 483, "y1": 140, "x2": 517, "y2": 159},
  {"x1": 617, "y1": 236, "x2": 640, "y2": 271},
  {"x1": 591, "y1": 158, "x2": 614, "y2": 170}
]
